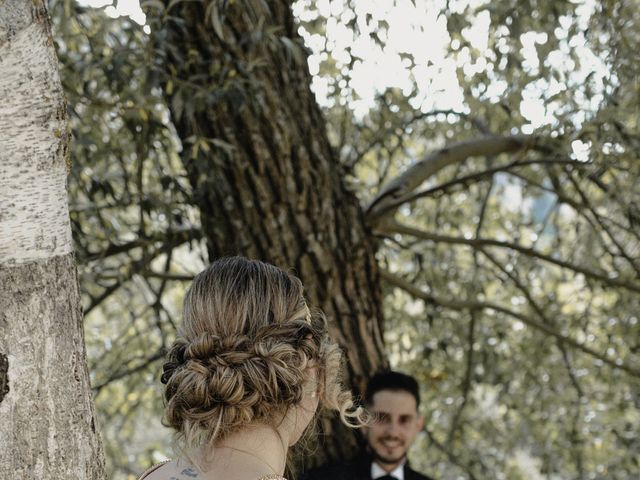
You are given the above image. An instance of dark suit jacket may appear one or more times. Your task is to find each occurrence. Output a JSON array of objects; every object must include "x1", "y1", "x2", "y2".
[{"x1": 302, "y1": 456, "x2": 434, "y2": 480}]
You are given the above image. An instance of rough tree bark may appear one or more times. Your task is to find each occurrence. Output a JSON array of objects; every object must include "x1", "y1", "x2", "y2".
[
  {"x1": 0, "y1": 0, "x2": 105, "y2": 478},
  {"x1": 154, "y1": 0, "x2": 387, "y2": 464}
]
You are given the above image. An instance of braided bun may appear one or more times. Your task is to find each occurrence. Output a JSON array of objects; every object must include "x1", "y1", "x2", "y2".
[{"x1": 161, "y1": 257, "x2": 361, "y2": 452}]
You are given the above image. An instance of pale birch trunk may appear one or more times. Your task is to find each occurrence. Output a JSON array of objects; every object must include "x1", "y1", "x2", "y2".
[{"x1": 0, "y1": 0, "x2": 106, "y2": 478}]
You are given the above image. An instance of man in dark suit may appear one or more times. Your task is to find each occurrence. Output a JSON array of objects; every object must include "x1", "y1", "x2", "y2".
[{"x1": 304, "y1": 371, "x2": 434, "y2": 480}]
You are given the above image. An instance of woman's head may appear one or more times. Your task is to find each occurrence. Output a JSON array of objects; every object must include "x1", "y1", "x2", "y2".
[{"x1": 161, "y1": 256, "x2": 358, "y2": 452}]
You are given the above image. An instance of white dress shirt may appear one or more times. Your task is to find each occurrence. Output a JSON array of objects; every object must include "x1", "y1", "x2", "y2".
[{"x1": 371, "y1": 461, "x2": 405, "y2": 480}]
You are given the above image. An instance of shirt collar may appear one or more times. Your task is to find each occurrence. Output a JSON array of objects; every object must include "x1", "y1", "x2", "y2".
[{"x1": 371, "y1": 460, "x2": 405, "y2": 480}]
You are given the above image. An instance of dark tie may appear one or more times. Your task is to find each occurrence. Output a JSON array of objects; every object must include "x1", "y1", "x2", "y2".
[{"x1": 376, "y1": 476, "x2": 398, "y2": 480}]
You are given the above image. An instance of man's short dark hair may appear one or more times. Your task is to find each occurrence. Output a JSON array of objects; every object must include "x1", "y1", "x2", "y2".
[{"x1": 364, "y1": 370, "x2": 420, "y2": 408}]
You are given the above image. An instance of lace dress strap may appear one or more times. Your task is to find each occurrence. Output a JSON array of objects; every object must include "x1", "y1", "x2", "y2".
[
  {"x1": 258, "y1": 475, "x2": 287, "y2": 480},
  {"x1": 137, "y1": 460, "x2": 171, "y2": 479}
]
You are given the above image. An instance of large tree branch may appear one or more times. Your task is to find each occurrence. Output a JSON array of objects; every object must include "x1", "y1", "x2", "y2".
[
  {"x1": 83, "y1": 227, "x2": 201, "y2": 263},
  {"x1": 379, "y1": 269, "x2": 640, "y2": 378},
  {"x1": 93, "y1": 349, "x2": 165, "y2": 393},
  {"x1": 345, "y1": 109, "x2": 491, "y2": 170},
  {"x1": 143, "y1": 270, "x2": 195, "y2": 281},
  {"x1": 377, "y1": 220, "x2": 640, "y2": 295},
  {"x1": 374, "y1": 158, "x2": 580, "y2": 217},
  {"x1": 84, "y1": 231, "x2": 199, "y2": 315},
  {"x1": 365, "y1": 135, "x2": 545, "y2": 223}
]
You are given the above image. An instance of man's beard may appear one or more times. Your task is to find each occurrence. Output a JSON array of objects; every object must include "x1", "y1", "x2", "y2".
[{"x1": 371, "y1": 444, "x2": 407, "y2": 466}]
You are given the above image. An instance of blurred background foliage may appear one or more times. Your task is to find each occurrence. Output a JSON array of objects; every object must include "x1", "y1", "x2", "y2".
[{"x1": 50, "y1": 0, "x2": 639, "y2": 478}]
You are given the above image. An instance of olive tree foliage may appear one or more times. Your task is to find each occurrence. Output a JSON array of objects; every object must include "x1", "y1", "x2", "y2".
[
  {"x1": 311, "y1": 2, "x2": 640, "y2": 478},
  {"x1": 52, "y1": 0, "x2": 639, "y2": 478}
]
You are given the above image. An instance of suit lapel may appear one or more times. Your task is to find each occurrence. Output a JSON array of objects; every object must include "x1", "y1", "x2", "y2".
[
  {"x1": 354, "y1": 457, "x2": 372, "y2": 480},
  {"x1": 403, "y1": 463, "x2": 417, "y2": 480}
]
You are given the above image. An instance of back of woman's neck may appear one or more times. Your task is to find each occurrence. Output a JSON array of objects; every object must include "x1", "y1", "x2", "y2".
[{"x1": 186, "y1": 424, "x2": 289, "y2": 480}]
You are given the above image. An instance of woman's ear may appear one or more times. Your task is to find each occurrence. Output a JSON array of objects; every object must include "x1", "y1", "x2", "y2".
[{"x1": 303, "y1": 366, "x2": 319, "y2": 399}]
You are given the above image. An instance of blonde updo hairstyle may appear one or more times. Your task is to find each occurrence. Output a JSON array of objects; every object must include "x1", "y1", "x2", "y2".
[{"x1": 161, "y1": 256, "x2": 360, "y2": 453}]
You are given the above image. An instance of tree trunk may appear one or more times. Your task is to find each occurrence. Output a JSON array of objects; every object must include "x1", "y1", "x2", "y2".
[
  {"x1": 0, "y1": 0, "x2": 105, "y2": 477},
  {"x1": 154, "y1": 0, "x2": 387, "y2": 464}
]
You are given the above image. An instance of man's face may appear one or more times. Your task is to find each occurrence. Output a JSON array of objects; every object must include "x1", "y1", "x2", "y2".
[{"x1": 365, "y1": 389, "x2": 424, "y2": 470}]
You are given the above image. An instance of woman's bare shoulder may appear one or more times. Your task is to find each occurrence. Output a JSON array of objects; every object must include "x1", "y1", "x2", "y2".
[
  {"x1": 140, "y1": 459, "x2": 289, "y2": 480},
  {"x1": 140, "y1": 460, "x2": 202, "y2": 480}
]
